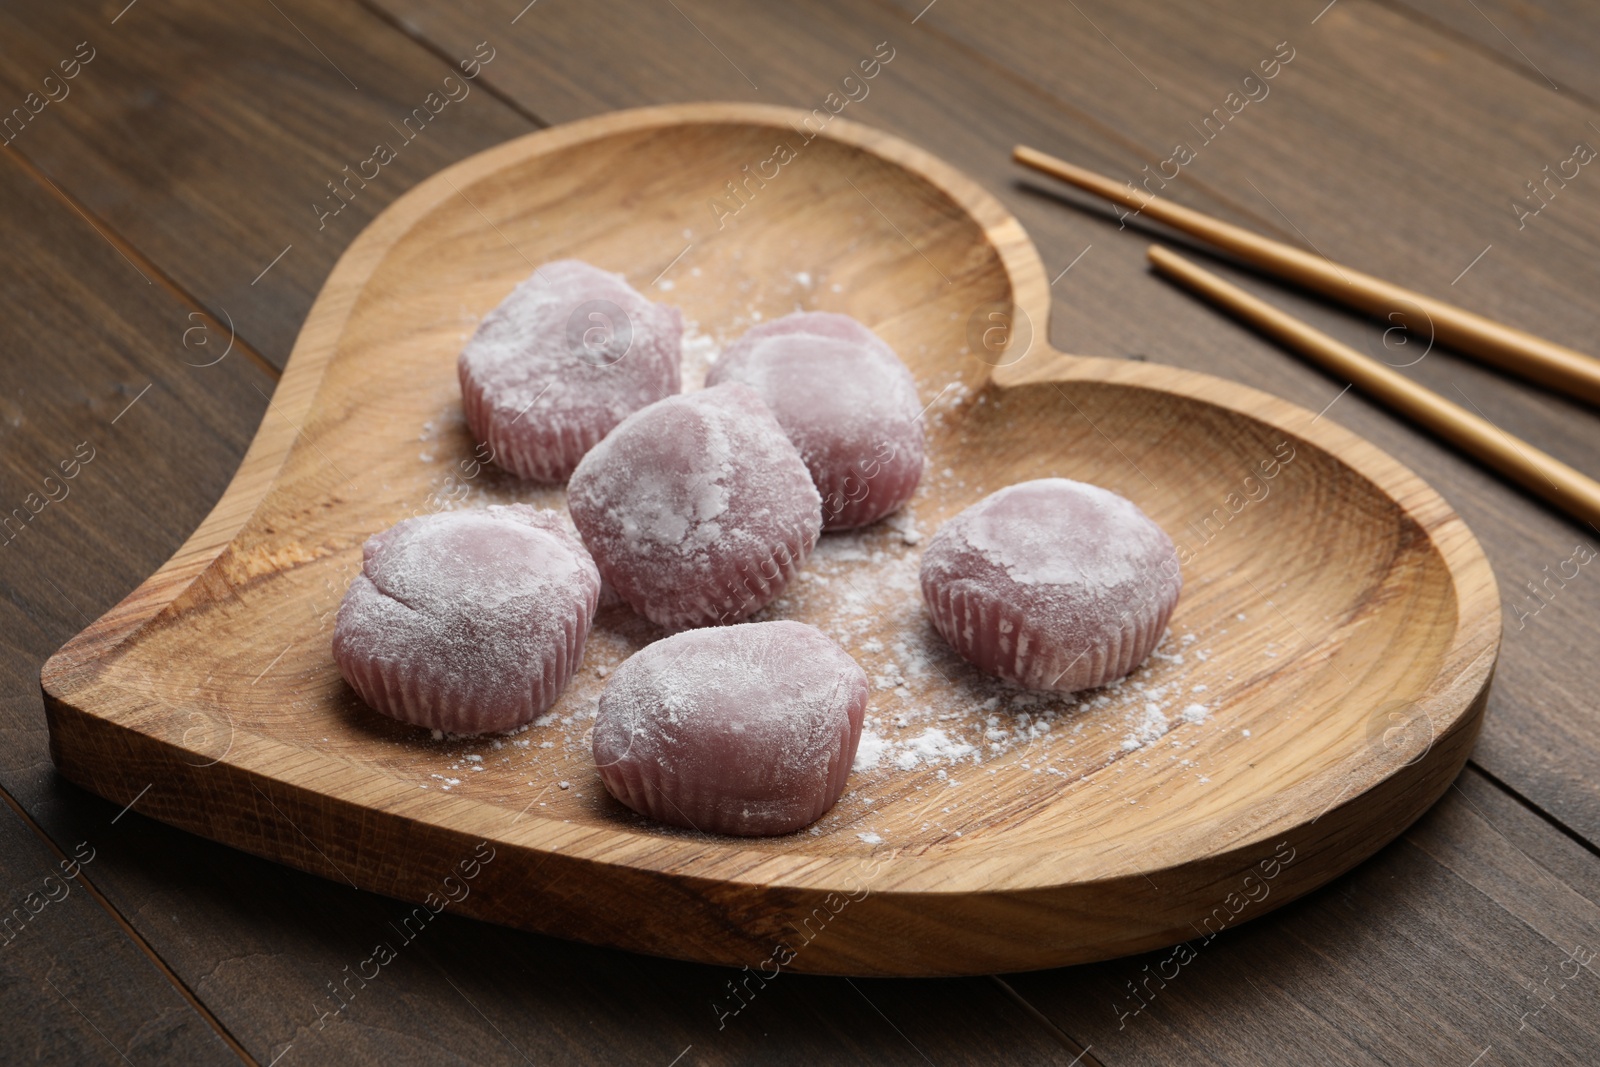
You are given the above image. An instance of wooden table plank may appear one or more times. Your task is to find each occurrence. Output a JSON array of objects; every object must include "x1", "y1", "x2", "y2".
[
  {"x1": 863, "y1": 0, "x2": 1600, "y2": 481},
  {"x1": 0, "y1": 153, "x2": 275, "y2": 757},
  {"x1": 875, "y1": 0, "x2": 1600, "y2": 407},
  {"x1": 1393, "y1": 0, "x2": 1600, "y2": 102},
  {"x1": 0, "y1": 793, "x2": 238, "y2": 1064},
  {"x1": 0, "y1": 0, "x2": 534, "y2": 368},
  {"x1": 18, "y1": 785, "x2": 1082, "y2": 1066},
  {"x1": 0, "y1": 148, "x2": 278, "y2": 1061},
  {"x1": 3, "y1": 2, "x2": 1599, "y2": 1063},
  {"x1": 1006, "y1": 768, "x2": 1600, "y2": 1066}
]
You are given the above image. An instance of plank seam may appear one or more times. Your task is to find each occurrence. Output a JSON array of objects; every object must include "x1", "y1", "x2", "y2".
[
  {"x1": 864, "y1": 0, "x2": 1310, "y2": 249},
  {"x1": 1467, "y1": 760, "x2": 1600, "y2": 862},
  {"x1": 0, "y1": 780, "x2": 259, "y2": 1066},
  {"x1": 988, "y1": 975, "x2": 1108, "y2": 1066},
  {"x1": 353, "y1": 0, "x2": 555, "y2": 131},
  {"x1": 0, "y1": 149, "x2": 282, "y2": 386}
]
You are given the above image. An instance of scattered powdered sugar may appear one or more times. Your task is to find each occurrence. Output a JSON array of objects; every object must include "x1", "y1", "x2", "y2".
[
  {"x1": 679, "y1": 319, "x2": 721, "y2": 391},
  {"x1": 852, "y1": 728, "x2": 891, "y2": 772},
  {"x1": 885, "y1": 509, "x2": 922, "y2": 546},
  {"x1": 1122, "y1": 701, "x2": 1171, "y2": 751},
  {"x1": 388, "y1": 371, "x2": 1228, "y2": 849},
  {"x1": 851, "y1": 726, "x2": 977, "y2": 772},
  {"x1": 895, "y1": 728, "x2": 975, "y2": 769}
]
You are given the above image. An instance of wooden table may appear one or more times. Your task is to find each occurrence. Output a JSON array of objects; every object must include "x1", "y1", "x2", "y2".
[{"x1": 2, "y1": 1, "x2": 1597, "y2": 1063}]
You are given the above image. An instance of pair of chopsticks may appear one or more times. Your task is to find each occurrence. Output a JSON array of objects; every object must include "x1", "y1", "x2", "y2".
[{"x1": 1014, "y1": 145, "x2": 1600, "y2": 531}]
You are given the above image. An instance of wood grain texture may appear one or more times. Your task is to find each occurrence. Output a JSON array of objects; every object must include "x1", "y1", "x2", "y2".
[
  {"x1": 0, "y1": 153, "x2": 275, "y2": 777},
  {"x1": 0, "y1": 794, "x2": 237, "y2": 1065},
  {"x1": 366, "y1": 0, "x2": 1600, "y2": 848},
  {"x1": 863, "y1": 0, "x2": 1600, "y2": 466},
  {"x1": 0, "y1": 0, "x2": 1596, "y2": 1060},
  {"x1": 25, "y1": 786, "x2": 1079, "y2": 1067},
  {"x1": 885, "y1": 0, "x2": 1600, "y2": 364},
  {"x1": 1394, "y1": 0, "x2": 1600, "y2": 101},
  {"x1": 0, "y1": 149, "x2": 280, "y2": 1062},
  {"x1": 0, "y1": 103, "x2": 1076, "y2": 1063},
  {"x1": 1016, "y1": 145, "x2": 1600, "y2": 405},
  {"x1": 0, "y1": 0, "x2": 535, "y2": 366},
  {"x1": 866, "y1": 0, "x2": 1600, "y2": 849},
  {"x1": 1008, "y1": 768, "x2": 1600, "y2": 1066},
  {"x1": 42, "y1": 104, "x2": 1498, "y2": 975}
]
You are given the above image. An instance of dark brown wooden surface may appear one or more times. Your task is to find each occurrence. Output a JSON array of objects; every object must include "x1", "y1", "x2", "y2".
[
  {"x1": 0, "y1": 791, "x2": 236, "y2": 1065},
  {"x1": 1395, "y1": 0, "x2": 1600, "y2": 102},
  {"x1": 2, "y1": 0, "x2": 1598, "y2": 1063}
]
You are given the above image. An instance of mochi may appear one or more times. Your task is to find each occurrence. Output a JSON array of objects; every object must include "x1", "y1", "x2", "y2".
[
  {"x1": 593, "y1": 621, "x2": 868, "y2": 835},
  {"x1": 458, "y1": 259, "x2": 682, "y2": 482},
  {"x1": 567, "y1": 382, "x2": 822, "y2": 630},
  {"x1": 706, "y1": 311, "x2": 924, "y2": 529},
  {"x1": 919, "y1": 479, "x2": 1181, "y2": 693},
  {"x1": 332, "y1": 505, "x2": 600, "y2": 734}
]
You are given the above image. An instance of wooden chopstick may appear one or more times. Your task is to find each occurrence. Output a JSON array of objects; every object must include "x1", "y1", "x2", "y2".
[
  {"x1": 1014, "y1": 145, "x2": 1600, "y2": 406},
  {"x1": 1148, "y1": 244, "x2": 1600, "y2": 531}
]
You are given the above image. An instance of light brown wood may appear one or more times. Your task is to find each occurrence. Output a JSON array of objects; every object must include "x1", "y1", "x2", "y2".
[
  {"x1": 1014, "y1": 144, "x2": 1600, "y2": 406},
  {"x1": 41, "y1": 103, "x2": 1499, "y2": 976},
  {"x1": 1149, "y1": 244, "x2": 1600, "y2": 530}
]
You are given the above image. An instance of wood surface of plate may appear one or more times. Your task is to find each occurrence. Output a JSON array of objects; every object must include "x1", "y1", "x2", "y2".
[{"x1": 42, "y1": 103, "x2": 1500, "y2": 976}]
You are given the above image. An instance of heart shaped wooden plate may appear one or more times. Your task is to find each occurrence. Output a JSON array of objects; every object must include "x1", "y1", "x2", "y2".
[{"x1": 43, "y1": 103, "x2": 1499, "y2": 976}]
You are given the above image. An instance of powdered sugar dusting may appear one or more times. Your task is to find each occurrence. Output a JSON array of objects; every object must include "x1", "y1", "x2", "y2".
[
  {"x1": 593, "y1": 621, "x2": 867, "y2": 835},
  {"x1": 457, "y1": 259, "x2": 682, "y2": 481},
  {"x1": 852, "y1": 728, "x2": 891, "y2": 772},
  {"x1": 706, "y1": 311, "x2": 925, "y2": 531},
  {"x1": 679, "y1": 320, "x2": 720, "y2": 391},
  {"x1": 375, "y1": 387, "x2": 1229, "y2": 853},
  {"x1": 568, "y1": 382, "x2": 822, "y2": 629},
  {"x1": 332, "y1": 505, "x2": 600, "y2": 734},
  {"x1": 920, "y1": 478, "x2": 1182, "y2": 693},
  {"x1": 960, "y1": 478, "x2": 1164, "y2": 589}
]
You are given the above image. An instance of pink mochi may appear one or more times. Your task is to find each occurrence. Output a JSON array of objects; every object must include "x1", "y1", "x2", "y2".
[
  {"x1": 593, "y1": 621, "x2": 868, "y2": 836},
  {"x1": 919, "y1": 479, "x2": 1181, "y2": 693},
  {"x1": 706, "y1": 311, "x2": 925, "y2": 529},
  {"x1": 567, "y1": 382, "x2": 823, "y2": 630},
  {"x1": 458, "y1": 259, "x2": 682, "y2": 482},
  {"x1": 332, "y1": 505, "x2": 601, "y2": 734}
]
